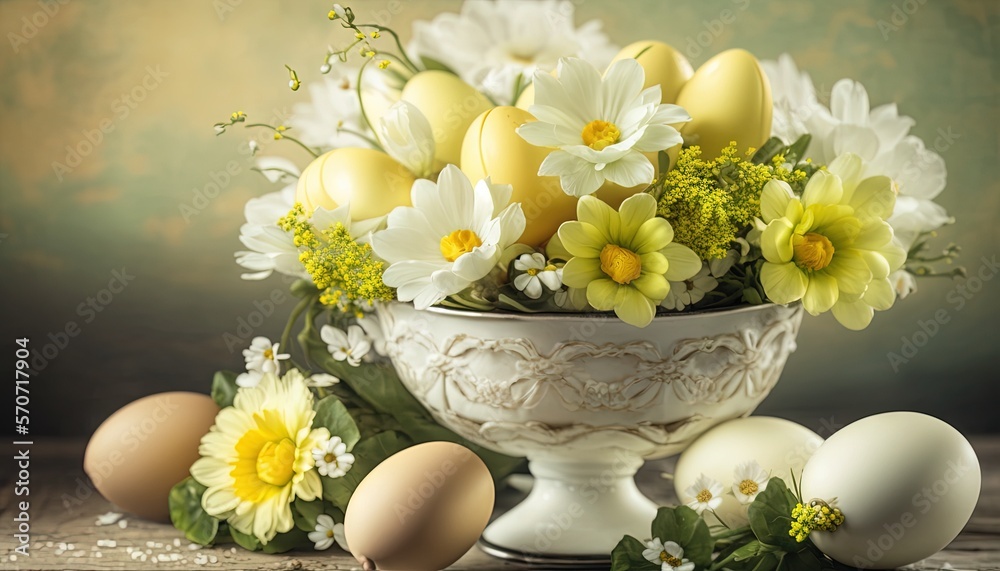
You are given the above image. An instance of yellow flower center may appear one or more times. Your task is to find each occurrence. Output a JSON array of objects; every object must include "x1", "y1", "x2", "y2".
[
  {"x1": 581, "y1": 119, "x2": 621, "y2": 151},
  {"x1": 793, "y1": 232, "x2": 835, "y2": 271},
  {"x1": 326, "y1": 529, "x2": 335, "y2": 538},
  {"x1": 660, "y1": 552, "x2": 683, "y2": 566},
  {"x1": 263, "y1": 348, "x2": 274, "y2": 360},
  {"x1": 600, "y1": 244, "x2": 642, "y2": 284},
  {"x1": 695, "y1": 489, "x2": 713, "y2": 503},
  {"x1": 739, "y1": 479, "x2": 759, "y2": 496},
  {"x1": 324, "y1": 453, "x2": 336, "y2": 463},
  {"x1": 255, "y1": 438, "x2": 297, "y2": 486},
  {"x1": 440, "y1": 229, "x2": 482, "y2": 262},
  {"x1": 526, "y1": 268, "x2": 539, "y2": 276}
]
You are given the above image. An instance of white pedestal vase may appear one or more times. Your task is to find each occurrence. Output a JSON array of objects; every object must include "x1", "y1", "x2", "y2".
[{"x1": 376, "y1": 302, "x2": 803, "y2": 565}]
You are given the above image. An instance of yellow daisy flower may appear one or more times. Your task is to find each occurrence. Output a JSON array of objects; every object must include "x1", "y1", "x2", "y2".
[
  {"x1": 190, "y1": 370, "x2": 329, "y2": 544},
  {"x1": 759, "y1": 153, "x2": 899, "y2": 327},
  {"x1": 559, "y1": 193, "x2": 701, "y2": 327}
]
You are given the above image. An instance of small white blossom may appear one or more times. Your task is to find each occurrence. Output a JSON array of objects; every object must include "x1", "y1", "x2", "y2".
[
  {"x1": 243, "y1": 337, "x2": 289, "y2": 374},
  {"x1": 308, "y1": 514, "x2": 348, "y2": 551},
  {"x1": 321, "y1": 325, "x2": 371, "y2": 367},
  {"x1": 642, "y1": 538, "x2": 696, "y2": 571},
  {"x1": 306, "y1": 373, "x2": 341, "y2": 388},
  {"x1": 661, "y1": 266, "x2": 719, "y2": 311},
  {"x1": 512, "y1": 253, "x2": 563, "y2": 299},
  {"x1": 732, "y1": 460, "x2": 769, "y2": 505},
  {"x1": 312, "y1": 436, "x2": 356, "y2": 478},
  {"x1": 356, "y1": 315, "x2": 387, "y2": 357},
  {"x1": 685, "y1": 474, "x2": 724, "y2": 514}
]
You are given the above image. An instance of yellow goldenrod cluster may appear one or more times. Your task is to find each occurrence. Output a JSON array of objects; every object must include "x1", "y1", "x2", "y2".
[
  {"x1": 789, "y1": 500, "x2": 846, "y2": 543},
  {"x1": 279, "y1": 204, "x2": 394, "y2": 314},
  {"x1": 656, "y1": 143, "x2": 808, "y2": 260}
]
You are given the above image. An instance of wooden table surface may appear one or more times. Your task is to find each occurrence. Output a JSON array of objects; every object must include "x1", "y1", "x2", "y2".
[{"x1": 2, "y1": 438, "x2": 998, "y2": 571}]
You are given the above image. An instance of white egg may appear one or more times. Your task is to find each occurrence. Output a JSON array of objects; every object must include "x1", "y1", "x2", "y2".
[
  {"x1": 801, "y1": 412, "x2": 981, "y2": 569},
  {"x1": 674, "y1": 416, "x2": 823, "y2": 526}
]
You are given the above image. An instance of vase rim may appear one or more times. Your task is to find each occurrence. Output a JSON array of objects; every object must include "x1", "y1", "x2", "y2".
[{"x1": 384, "y1": 301, "x2": 799, "y2": 322}]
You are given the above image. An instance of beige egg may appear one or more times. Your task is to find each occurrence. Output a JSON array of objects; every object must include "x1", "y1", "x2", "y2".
[
  {"x1": 674, "y1": 416, "x2": 823, "y2": 526},
  {"x1": 345, "y1": 441, "x2": 494, "y2": 571},
  {"x1": 84, "y1": 392, "x2": 218, "y2": 521},
  {"x1": 611, "y1": 40, "x2": 694, "y2": 104},
  {"x1": 675, "y1": 49, "x2": 772, "y2": 160},
  {"x1": 295, "y1": 148, "x2": 415, "y2": 220},
  {"x1": 802, "y1": 412, "x2": 981, "y2": 569},
  {"x1": 402, "y1": 71, "x2": 493, "y2": 168},
  {"x1": 462, "y1": 106, "x2": 575, "y2": 247}
]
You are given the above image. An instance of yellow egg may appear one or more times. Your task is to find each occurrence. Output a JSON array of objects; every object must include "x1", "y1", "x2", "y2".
[
  {"x1": 345, "y1": 442, "x2": 494, "y2": 571},
  {"x1": 675, "y1": 49, "x2": 772, "y2": 160},
  {"x1": 462, "y1": 106, "x2": 576, "y2": 247},
  {"x1": 611, "y1": 40, "x2": 694, "y2": 104},
  {"x1": 514, "y1": 80, "x2": 536, "y2": 110},
  {"x1": 402, "y1": 71, "x2": 493, "y2": 168},
  {"x1": 84, "y1": 392, "x2": 219, "y2": 522},
  {"x1": 295, "y1": 148, "x2": 415, "y2": 220}
]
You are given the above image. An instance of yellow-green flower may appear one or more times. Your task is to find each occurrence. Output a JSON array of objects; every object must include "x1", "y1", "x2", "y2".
[
  {"x1": 191, "y1": 370, "x2": 329, "y2": 545},
  {"x1": 759, "y1": 153, "x2": 898, "y2": 327},
  {"x1": 559, "y1": 193, "x2": 701, "y2": 327}
]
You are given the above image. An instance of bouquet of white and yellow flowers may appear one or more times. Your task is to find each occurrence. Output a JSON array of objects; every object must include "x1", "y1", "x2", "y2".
[{"x1": 173, "y1": 0, "x2": 961, "y2": 564}]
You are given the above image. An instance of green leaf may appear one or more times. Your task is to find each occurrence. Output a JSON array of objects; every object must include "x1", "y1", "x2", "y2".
[
  {"x1": 229, "y1": 528, "x2": 260, "y2": 551},
  {"x1": 322, "y1": 430, "x2": 409, "y2": 511},
  {"x1": 261, "y1": 528, "x2": 311, "y2": 554},
  {"x1": 418, "y1": 55, "x2": 457, "y2": 74},
  {"x1": 313, "y1": 396, "x2": 361, "y2": 450},
  {"x1": 658, "y1": 149, "x2": 673, "y2": 174},
  {"x1": 748, "y1": 478, "x2": 801, "y2": 552},
  {"x1": 168, "y1": 477, "x2": 219, "y2": 546},
  {"x1": 776, "y1": 547, "x2": 824, "y2": 571},
  {"x1": 649, "y1": 505, "x2": 714, "y2": 567},
  {"x1": 210, "y1": 370, "x2": 239, "y2": 409},
  {"x1": 784, "y1": 135, "x2": 812, "y2": 166},
  {"x1": 751, "y1": 137, "x2": 785, "y2": 165},
  {"x1": 292, "y1": 498, "x2": 344, "y2": 533},
  {"x1": 610, "y1": 535, "x2": 660, "y2": 571}
]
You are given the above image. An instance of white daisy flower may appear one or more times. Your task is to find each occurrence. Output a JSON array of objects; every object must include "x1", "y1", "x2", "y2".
[
  {"x1": 306, "y1": 373, "x2": 340, "y2": 388},
  {"x1": 684, "y1": 474, "x2": 724, "y2": 514},
  {"x1": 235, "y1": 181, "x2": 309, "y2": 281},
  {"x1": 660, "y1": 265, "x2": 719, "y2": 311},
  {"x1": 243, "y1": 336, "x2": 289, "y2": 374},
  {"x1": 308, "y1": 514, "x2": 348, "y2": 551},
  {"x1": 517, "y1": 57, "x2": 690, "y2": 197},
  {"x1": 642, "y1": 538, "x2": 696, "y2": 571},
  {"x1": 732, "y1": 460, "x2": 769, "y2": 505},
  {"x1": 409, "y1": 0, "x2": 618, "y2": 105},
  {"x1": 320, "y1": 325, "x2": 371, "y2": 367},
  {"x1": 512, "y1": 253, "x2": 563, "y2": 299},
  {"x1": 372, "y1": 165, "x2": 526, "y2": 309},
  {"x1": 312, "y1": 436, "x2": 356, "y2": 478},
  {"x1": 379, "y1": 101, "x2": 436, "y2": 179},
  {"x1": 287, "y1": 68, "x2": 372, "y2": 151}
]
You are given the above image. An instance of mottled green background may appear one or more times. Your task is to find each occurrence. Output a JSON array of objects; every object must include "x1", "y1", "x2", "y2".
[{"x1": 1, "y1": 0, "x2": 997, "y2": 436}]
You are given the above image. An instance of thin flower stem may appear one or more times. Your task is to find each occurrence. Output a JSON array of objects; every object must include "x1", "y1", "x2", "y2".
[
  {"x1": 281, "y1": 296, "x2": 315, "y2": 362},
  {"x1": 356, "y1": 24, "x2": 419, "y2": 73},
  {"x1": 355, "y1": 59, "x2": 377, "y2": 135},
  {"x1": 338, "y1": 126, "x2": 383, "y2": 150},
  {"x1": 245, "y1": 123, "x2": 319, "y2": 158},
  {"x1": 711, "y1": 525, "x2": 751, "y2": 540},
  {"x1": 707, "y1": 550, "x2": 740, "y2": 571}
]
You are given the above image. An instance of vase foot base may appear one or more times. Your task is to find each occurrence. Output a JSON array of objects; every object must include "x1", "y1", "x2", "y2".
[{"x1": 477, "y1": 537, "x2": 610, "y2": 568}]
